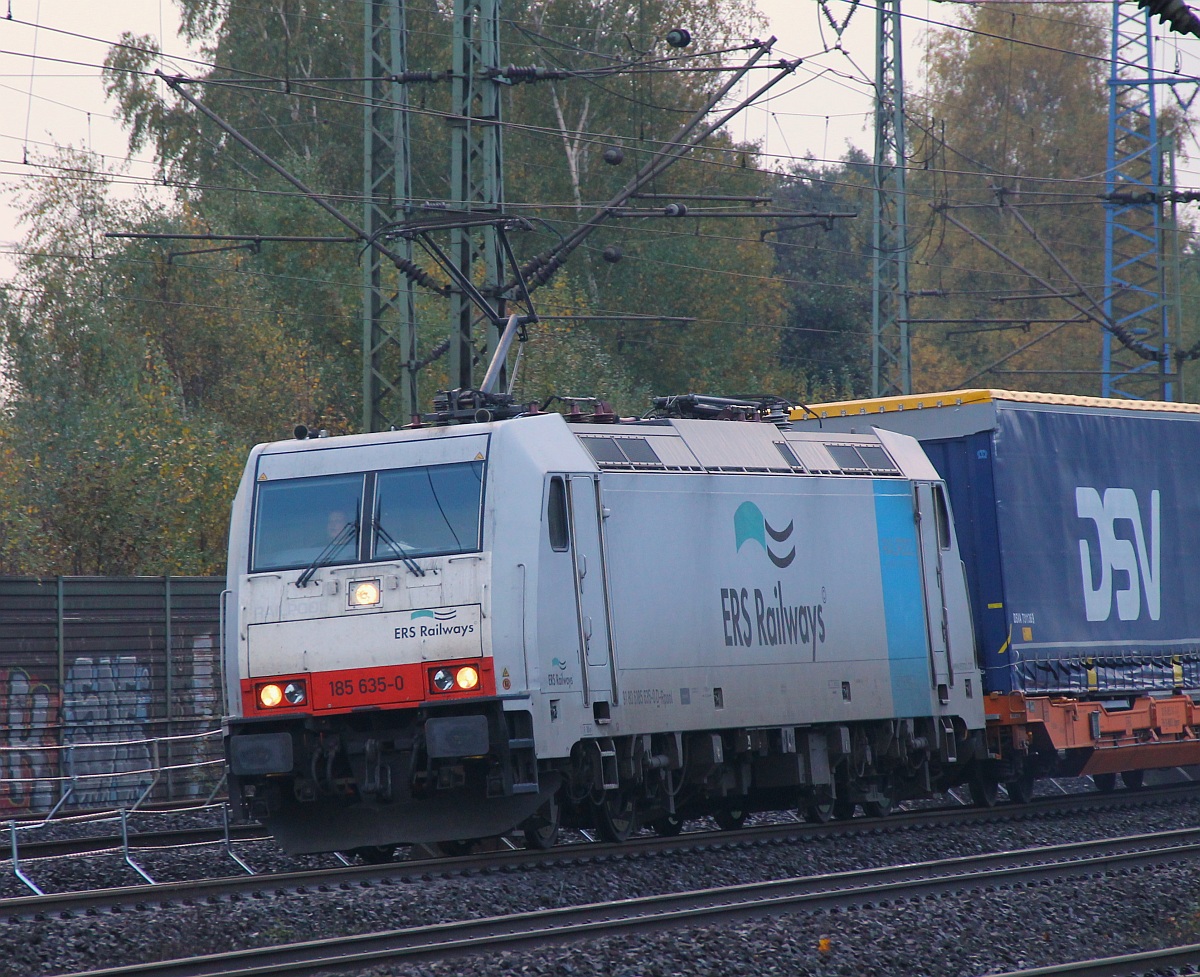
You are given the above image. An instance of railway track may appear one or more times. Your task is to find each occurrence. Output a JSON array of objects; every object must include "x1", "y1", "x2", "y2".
[
  {"x1": 46, "y1": 824, "x2": 1200, "y2": 977},
  {"x1": 4, "y1": 782, "x2": 1197, "y2": 918},
  {"x1": 1, "y1": 781, "x2": 1193, "y2": 917}
]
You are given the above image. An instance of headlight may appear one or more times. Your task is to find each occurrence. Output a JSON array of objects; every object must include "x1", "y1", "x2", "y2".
[
  {"x1": 349, "y1": 578, "x2": 381, "y2": 607},
  {"x1": 257, "y1": 680, "x2": 306, "y2": 709},
  {"x1": 430, "y1": 665, "x2": 482, "y2": 694}
]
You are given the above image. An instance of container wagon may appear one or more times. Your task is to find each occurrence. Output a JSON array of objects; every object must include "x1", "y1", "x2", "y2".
[{"x1": 795, "y1": 388, "x2": 1200, "y2": 798}]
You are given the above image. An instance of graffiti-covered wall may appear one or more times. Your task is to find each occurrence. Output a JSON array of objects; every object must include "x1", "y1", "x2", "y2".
[{"x1": 0, "y1": 577, "x2": 224, "y2": 812}]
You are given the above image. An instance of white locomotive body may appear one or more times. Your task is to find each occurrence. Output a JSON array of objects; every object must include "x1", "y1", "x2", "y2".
[{"x1": 223, "y1": 411, "x2": 984, "y2": 852}]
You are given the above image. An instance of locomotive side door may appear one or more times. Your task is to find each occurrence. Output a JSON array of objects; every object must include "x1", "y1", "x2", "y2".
[
  {"x1": 567, "y1": 474, "x2": 616, "y2": 709},
  {"x1": 915, "y1": 481, "x2": 954, "y2": 695}
]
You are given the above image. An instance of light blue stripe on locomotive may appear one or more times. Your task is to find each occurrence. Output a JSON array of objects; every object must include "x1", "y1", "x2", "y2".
[{"x1": 872, "y1": 480, "x2": 931, "y2": 716}]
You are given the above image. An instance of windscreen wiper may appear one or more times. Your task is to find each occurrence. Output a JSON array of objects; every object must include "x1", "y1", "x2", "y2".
[
  {"x1": 297, "y1": 521, "x2": 357, "y2": 588},
  {"x1": 372, "y1": 520, "x2": 426, "y2": 577}
]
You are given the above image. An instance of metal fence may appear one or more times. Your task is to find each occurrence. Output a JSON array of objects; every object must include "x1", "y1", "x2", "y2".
[{"x1": 0, "y1": 576, "x2": 225, "y2": 813}]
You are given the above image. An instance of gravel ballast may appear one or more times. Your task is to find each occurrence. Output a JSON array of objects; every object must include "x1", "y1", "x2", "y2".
[{"x1": 4, "y1": 793, "x2": 1200, "y2": 977}]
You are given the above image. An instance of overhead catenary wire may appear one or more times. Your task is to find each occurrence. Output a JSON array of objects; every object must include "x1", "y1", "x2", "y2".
[{"x1": 4, "y1": 1, "x2": 1195, "y2": 376}]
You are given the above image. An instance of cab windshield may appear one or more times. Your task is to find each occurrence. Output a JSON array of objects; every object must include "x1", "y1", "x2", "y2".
[
  {"x1": 374, "y1": 462, "x2": 484, "y2": 561},
  {"x1": 250, "y1": 461, "x2": 485, "y2": 573}
]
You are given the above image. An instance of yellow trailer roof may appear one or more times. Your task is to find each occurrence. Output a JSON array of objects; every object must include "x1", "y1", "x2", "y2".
[{"x1": 791, "y1": 388, "x2": 1200, "y2": 422}]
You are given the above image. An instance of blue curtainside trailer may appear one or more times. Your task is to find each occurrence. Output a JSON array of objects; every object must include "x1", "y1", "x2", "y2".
[{"x1": 794, "y1": 390, "x2": 1200, "y2": 787}]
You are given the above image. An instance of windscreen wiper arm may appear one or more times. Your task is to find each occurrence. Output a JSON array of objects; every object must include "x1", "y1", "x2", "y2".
[
  {"x1": 297, "y1": 521, "x2": 357, "y2": 588},
  {"x1": 372, "y1": 520, "x2": 426, "y2": 576}
]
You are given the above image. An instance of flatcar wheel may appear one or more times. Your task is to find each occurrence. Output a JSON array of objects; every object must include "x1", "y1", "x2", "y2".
[
  {"x1": 595, "y1": 789, "x2": 639, "y2": 843},
  {"x1": 652, "y1": 813, "x2": 684, "y2": 837},
  {"x1": 1121, "y1": 769, "x2": 1145, "y2": 790},
  {"x1": 968, "y1": 772, "x2": 999, "y2": 808},
  {"x1": 713, "y1": 806, "x2": 747, "y2": 831},
  {"x1": 1092, "y1": 772, "x2": 1118, "y2": 793},
  {"x1": 522, "y1": 794, "x2": 561, "y2": 851},
  {"x1": 1004, "y1": 773, "x2": 1035, "y2": 805}
]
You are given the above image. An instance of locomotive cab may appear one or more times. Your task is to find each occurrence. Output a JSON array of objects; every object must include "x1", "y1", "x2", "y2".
[{"x1": 222, "y1": 422, "x2": 555, "y2": 853}]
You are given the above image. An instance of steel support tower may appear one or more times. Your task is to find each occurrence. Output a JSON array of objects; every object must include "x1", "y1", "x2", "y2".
[
  {"x1": 363, "y1": 0, "x2": 507, "y2": 431},
  {"x1": 363, "y1": 0, "x2": 417, "y2": 431},
  {"x1": 871, "y1": 0, "x2": 911, "y2": 397},
  {"x1": 1102, "y1": 2, "x2": 1172, "y2": 400},
  {"x1": 448, "y1": 0, "x2": 506, "y2": 391}
]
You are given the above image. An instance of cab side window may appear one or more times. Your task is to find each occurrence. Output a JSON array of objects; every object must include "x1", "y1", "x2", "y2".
[
  {"x1": 934, "y1": 484, "x2": 951, "y2": 550},
  {"x1": 548, "y1": 477, "x2": 569, "y2": 551}
]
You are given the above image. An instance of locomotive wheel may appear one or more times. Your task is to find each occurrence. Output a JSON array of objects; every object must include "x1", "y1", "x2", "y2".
[
  {"x1": 713, "y1": 806, "x2": 747, "y2": 831},
  {"x1": 522, "y1": 793, "x2": 561, "y2": 851},
  {"x1": 1092, "y1": 772, "x2": 1118, "y2": 793},
  {"x1": 595, "y1": 788, "x2": 639, "y2": 842},
  {"x1": 862, "y1": 786, "x2": 894, "y2": 818},
  {"x1": 652, "y1": 813, "x2": 684, "y2": 837},
  {"x1": 349, "y1": 844, "x2": 396, "y2": 865},
  {"x1": 1121, "y1": 769, "x2": 1145, "y2": 790},
  {"x1": 803, "y1": 793, "x2": 836, "y2": 824},
  {"x1": 1004, "y1": 772, "x2": 1036, "y2": 804}
]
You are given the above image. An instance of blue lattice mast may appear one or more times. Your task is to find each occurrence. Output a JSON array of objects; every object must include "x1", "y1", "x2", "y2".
[
  {"x1": 1102, "y1": 1, "x2": 1200, "y2": 399},
  {"x1": 1103, "y1": 3, "x2": 1171, "y2": 399}
]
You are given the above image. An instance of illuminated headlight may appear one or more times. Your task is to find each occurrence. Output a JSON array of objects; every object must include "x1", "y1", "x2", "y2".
[
  {"x1": 257, "y1": 680, "x2": 306, "y2": 709},
  {"x1": 349, "y1": 578, "x2": 381, "y2": 607},
  {"x1": 430, "y1": 665, "x2": 481, "y2": 694}
]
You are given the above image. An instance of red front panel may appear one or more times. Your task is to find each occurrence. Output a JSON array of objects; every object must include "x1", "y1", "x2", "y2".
[{"x1": 241, "y1": 657, "x2": 496, "y2": 716}]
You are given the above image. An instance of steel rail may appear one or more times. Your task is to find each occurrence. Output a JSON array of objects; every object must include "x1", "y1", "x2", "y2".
[
  {"x1": 35, "y1": 826, "x2": 1200, "y2": 977},
  {"x1": 6, "y1": 784, "x2": 1200, "y2": 920},
  {"x1": 989, "y1": 944, "x2": 1200, "y2": 977}
]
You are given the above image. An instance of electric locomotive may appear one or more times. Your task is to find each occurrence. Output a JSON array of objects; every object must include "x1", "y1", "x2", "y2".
[{"x1": 222, "y1": 401, "x2": 986, "y2": 854}]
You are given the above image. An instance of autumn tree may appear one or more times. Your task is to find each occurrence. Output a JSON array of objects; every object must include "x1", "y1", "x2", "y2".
[
  {"x1": 907, "y1": 2, "x2": 1113, "y2": 395},
  {"x1": 1, "y1": 0, "x2": 810, "y2": 574},
  {"x1": 100, "y1": 0, "x2": 795, "y2": 413},
  {"x1": 0, "y1": 151, "x2": 322, "y2": 574}
]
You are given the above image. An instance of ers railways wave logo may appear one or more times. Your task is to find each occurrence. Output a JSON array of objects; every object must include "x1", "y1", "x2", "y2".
[
  {"x1": 721, "y1": 500, "x2": 826, "y2": 655},
  {"x1": 733, "y1": 501, "x2": 795, "y2": 568},
  {"x1": 411, "y1": 608, "x2": 457, "y2": 623}
]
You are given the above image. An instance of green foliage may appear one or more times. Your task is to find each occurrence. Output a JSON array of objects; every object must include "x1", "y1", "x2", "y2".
[
  {"x1": 769, "y1": 150, "x2": 874, "y2": 400},
  {"x1": 0, "y1": 152, "x2": 308, "y2": 574},
  {"x1": 0, "y1": 368, "x2": 241, "y2": 575},
  {"x1": 2, "y1": 0, "x2": 812, "y2": 575},
  {"x1": 509, "y1": 276, "x2": 648, "y2": 412}
]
